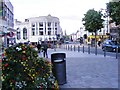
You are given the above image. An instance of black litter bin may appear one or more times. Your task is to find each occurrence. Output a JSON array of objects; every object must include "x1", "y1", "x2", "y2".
[{"x1": 51, "y1": 53, "x2": 66, "y2": 85}]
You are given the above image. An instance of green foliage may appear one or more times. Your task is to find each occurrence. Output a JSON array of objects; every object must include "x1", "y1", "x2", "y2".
[
  {"x1": 2, "y1": 43, "x2": 58, "y2": 89},
  {"x1": 82, "y1": 9, "x2": 104, "y2": 33},
  {"x1": 107, "y1": 2, "x2": 120, "y2": 25}
]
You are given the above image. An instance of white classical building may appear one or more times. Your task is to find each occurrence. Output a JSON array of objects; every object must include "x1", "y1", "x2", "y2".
[{"x1": 14, "y1": 14, "x2": 63, "y2": 44}]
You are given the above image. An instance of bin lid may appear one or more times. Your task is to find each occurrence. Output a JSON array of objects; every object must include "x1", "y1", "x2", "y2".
[{"x1": 54, "y1": 59, "x2": 63, "y2": 62}]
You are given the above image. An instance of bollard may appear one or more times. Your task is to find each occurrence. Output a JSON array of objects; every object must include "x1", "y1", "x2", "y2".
[
  {"x1": 68, "y1": 45, "x2": 69, "y2": 50},
  {"x1": 95, "y1": 45, "x2": 97, "y2": 55},
  {"x1": 88, "y1": 45, "x2": 90, "y2": 54},
  {"x1": 116, "y1": 46, "x2": 118, "y2": 59},
  {"x1": 78, "y1": 46, "x2": 80, "y2": 52},
  {"x1": 71, "y1": 45, "x2": 72, "y2": 51},
  {"x1": 83, "y1": 46, "x2": 84, "y2": 53},
  {"x1": 104, "y1": 47, "x2": 106, "y2": 57},
  {"x1": 74, "y1": 45, "x2": 75, "y2": 51}
]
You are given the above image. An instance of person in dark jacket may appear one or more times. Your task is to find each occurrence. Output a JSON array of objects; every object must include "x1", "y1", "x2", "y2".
[
  {"x1": 42, "y1": 41, "x2": 48, "y2": 58},
  {"x1": 98, "y1": 39, "x2": 101, "y2": 47},
  {"x1": 37, "y1": 42, "x2": 41, "y2": 53}
]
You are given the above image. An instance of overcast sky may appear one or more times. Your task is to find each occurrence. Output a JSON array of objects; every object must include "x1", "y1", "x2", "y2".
[{"x1": 10, "y1": 0, "x2": 109, "y2": 35}]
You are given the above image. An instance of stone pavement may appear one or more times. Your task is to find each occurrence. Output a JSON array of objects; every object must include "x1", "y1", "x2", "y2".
[{"x1": 38, "y1": 48, "x2": 119, "y2": 89}]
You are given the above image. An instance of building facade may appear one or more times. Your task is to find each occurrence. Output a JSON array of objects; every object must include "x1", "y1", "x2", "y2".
[
  {"x1": 0, "y1": 0, "x2": 15, "y2": 49},
  {"x1": 109, "y1": 21, "x2": 120, "y2": 41},
  {"x1": 14, "y1": 15, "x2": 63, "y2": 44}
]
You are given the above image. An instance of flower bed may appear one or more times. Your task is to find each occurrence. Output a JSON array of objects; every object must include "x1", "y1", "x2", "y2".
[{"x1": 2, "y1": 43, "x2": 58, "y2": 89}]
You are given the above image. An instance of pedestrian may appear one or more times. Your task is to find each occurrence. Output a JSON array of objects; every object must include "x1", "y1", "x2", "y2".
[
  {"x1": 42, "y1": 41, "x2": 48, "y2": 58},
  {"x1": 98, "y1": 39, "x2": 101, "y2": 47},
  {"x1": 37, "y1": 42, "x2": 41, "y2": 53}
]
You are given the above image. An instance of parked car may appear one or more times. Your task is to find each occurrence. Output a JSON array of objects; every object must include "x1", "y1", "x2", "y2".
[
  {"x1": 102, "y1": 40, "x2": 120, "y2": 52},
  {"x1": 64, "y1": 40, "x2": 69, "y2": 44}
]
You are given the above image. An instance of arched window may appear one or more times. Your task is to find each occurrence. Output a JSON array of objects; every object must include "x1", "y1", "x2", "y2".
[
  {"x1": 17, "y1": 28, "x2": 21, "y2": 40},
  {"x1": 23, "y1": 28, "x2": 27, "y2": 40},
  {"x1": 17, "y1": 31, "x2": 21, "y2": 40}
]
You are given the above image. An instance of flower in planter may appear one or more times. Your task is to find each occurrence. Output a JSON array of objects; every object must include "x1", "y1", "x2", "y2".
[{"x1": 2, "y1": 43, "x2": 59, "y2": 89}]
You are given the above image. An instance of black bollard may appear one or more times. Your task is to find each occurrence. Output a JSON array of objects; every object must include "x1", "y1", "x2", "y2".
[
  {"x1": 68, "y1": 45, "x2": 69, "y2": 50},
  {"x1": 104, "y1": 47, "x2": 106, "y2": 57},
  {"x1": 95, "y1": 45, "x2": 97, "y2": 55},
  {"x1": 74, "y1": 45, "x2": 75, "y2": 51},
  {"x1": 71, "y1": 45, "x2": 72, "y2": 51},
  {"x1": 78, "y1": 46, "x2": 80, "y2": 52},
  {"x1": 83, "y1": 46, "x2": 84, "y2": 53},
  {"x1": 88, "y1": 45, "x2": 90, "y2": 54},
  {"x1": 116, "y1": 46, "x2": 118, "y2": 59}
]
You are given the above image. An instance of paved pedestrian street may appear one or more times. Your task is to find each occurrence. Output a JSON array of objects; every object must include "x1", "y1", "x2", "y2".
[{"x1": 46, "y1": 48, "x2": 118, "y2": 89}]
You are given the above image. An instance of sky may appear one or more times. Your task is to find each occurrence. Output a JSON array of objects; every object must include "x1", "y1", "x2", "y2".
[{"x1": 10, "y1": 0, "x2": 109, "y2": 35}]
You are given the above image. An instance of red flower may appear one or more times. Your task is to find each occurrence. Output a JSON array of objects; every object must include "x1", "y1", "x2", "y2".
[
  {"x1": 12, "y1": 80, "x2": 15, "y2": 83},
  {"x1": 22, "y1": 57, "x2": 26, "y2": 60},
  {"x1": 22, "y1": 47, "x2": 26, "y2": 50},
  {"x1": 4, "y1": 63, "x2": 8, "y2": 67},
  {"x1": 0, "y1": 59, "x2": 2, "y2": 63},
  {"x1": 14, "y1": 74, "x2": 16, "y2": 77},
  {"x1": 2, "y1": 53, "x2": 4, "y2": 58},
  {"x1": 22, "y1": 55, "x2": 27, "y2": 60}
]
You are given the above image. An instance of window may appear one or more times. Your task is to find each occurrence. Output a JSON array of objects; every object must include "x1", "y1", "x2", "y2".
[
  {"x1": 32, "y1": 23, "x2": 35, "y2": 27},
  {"x1": 23, "y1": 28, "x2": 27, "y2": 39},
  {"x1": 32, "y1": 28, "x2": 35, "y2": 36},
  {"x1": 17, "y1": 31, "x2": 20, "y2": 40},
  {"x1": 48, "y1": 31, "x2": 51, "y2": 35},
  {"x1": 48, "y1": 28, "x2": 51, "y2": 30},
  {"x1": 48, "y1": 22, "x2": 51, "y2": 27},
  {"x1": 39, "y1": 31, "x2": 43, "y2": 35},
  {"x1": 17, "y1": 28, "x2": 19, "y2": 30},
  {"x1": 39, "y1": 28, "x2": 43, "y2": 30},
  {"x1": 39, "y1": 22, "x2": 43, "y2": 27},
  {"x1": 55, "y1": 22, "x2": 57, "y2": 27},
  {"x1": 55, "y1": 31, "x2": 57, "y2": 35},
  {"x1": 55, "y1": 28, "x2": 57, "y2": 30}
]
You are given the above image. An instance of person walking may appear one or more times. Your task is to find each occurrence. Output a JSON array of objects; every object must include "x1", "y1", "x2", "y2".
[
  {"x1": 42, "y1": 41, "x2": 48, "y2": 58},
  {"x1": 98, "y1": 39, "x2": 101, "y2": 47},
  {"x1": 37, "y1": 42, "x2": 41, "y2": 53}
]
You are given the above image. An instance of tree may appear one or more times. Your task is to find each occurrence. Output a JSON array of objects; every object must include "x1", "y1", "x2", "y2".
[
  {"x1": 107, "y1": 2, "x2": 120, "y2": 25},
  {"x1": 82, "y1": 9, "x2": 104, "y2": 41},
  {"x1": 82, "y1": 9, "x2": 104, "y2": 54},
  {"x1": 107, "y1": 1, "x2": 120, "y2": 42},
  {"x1": 82, "y1": 9, "x2": 104, "y2": 33}
]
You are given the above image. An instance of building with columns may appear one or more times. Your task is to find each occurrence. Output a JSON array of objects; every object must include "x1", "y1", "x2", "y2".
[{"x1": 14, "y1": 14, "x2": 63, "y2": 44}]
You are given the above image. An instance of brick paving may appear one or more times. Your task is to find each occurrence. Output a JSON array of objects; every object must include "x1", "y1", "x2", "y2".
[{"x1": 45, "y1": 48, "x2": 118, "y2": 89}]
